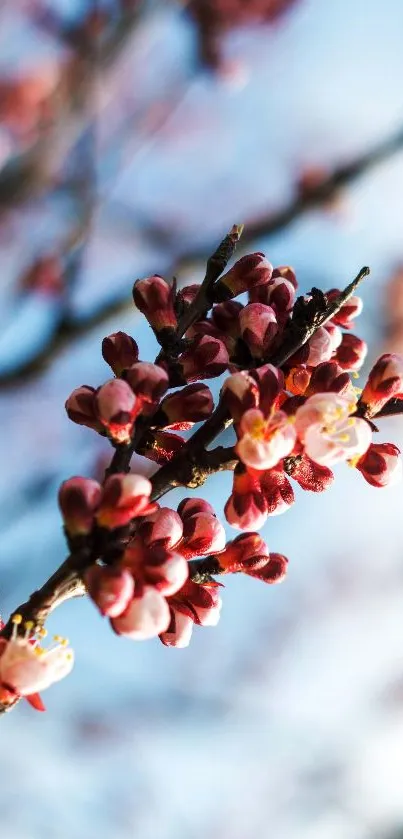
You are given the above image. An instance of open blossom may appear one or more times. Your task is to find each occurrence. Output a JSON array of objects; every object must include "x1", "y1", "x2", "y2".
[
  {"x1": 295, "y1": 392, "x2": 372, "y2": 466},
  {"x1": 96, "y1": 379, "x2": 139, "y2": 443},
  {"x1": 213, "y1": 253, "x2": 273, "y2": 301},
  {"x1": 101, "y1": 332, "x2": 139, "y2": 376},
  {"x1": 239, "y1": 303, "x2": 278, "y2": 358},
  {"x1": 360, "y1": 353, "x2": 403, "y2": 417},
  {"x1": 355, "y1": 443, "x2": 402, "y2": 487},
  {"x1": 236, "y1": 408, "x2": 296, "y2": 470},
  {"x1": 0, "y1": 615, "x2": 73, "y2": 707}
]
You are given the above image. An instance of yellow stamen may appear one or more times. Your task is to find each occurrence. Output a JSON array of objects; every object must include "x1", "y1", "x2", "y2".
[
  {"x1": 352, "y1": 371, "x2": 359, "y2": 379},
  {"x1": 11, "y1": 614, "x2": 22, "y2": 625},
  {"x1": 38, "y1": 628, "x2": 48, "y2": 638},
  {"x1": 348, "y1": 454, "x2": 362, "y2": 468},
  {"x1": 24, "y1": 621, "x2": 34, "y2": 631},
  {"x1": 339, "y1": 434, "x2": 350, "y2": 442}
]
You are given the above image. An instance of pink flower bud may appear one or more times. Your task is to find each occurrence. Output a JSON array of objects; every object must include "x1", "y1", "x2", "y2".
[
  {"x1": 176, "y1": 284, "x2": 200, "y2": 310},
  {"x1": 239, "y1": 303, "x2": 278, "y2": 359},
  {"x1": 102, "y1": 332, "x2": 139, "y2": 376},
  {"x1": 250, "y1": 363, "x2": 284, "y2": 414},
  {"x1": 168, "y1": 580, "x2": 222, "y2": 627},
  {"x1": 159, "y1": 609, "x2": 194, "y2": 648},
  {"x1": 249, "y1": 275, "x2": 295, "y2": 324},
  {"x1": 218, "y1": 532, "x2": 270, "y2": 573},
  {"x1": 178, "y1": 512, "x2": 226, "y2": 559},
  {"x1": 306, "y1": 326, "x2": 334, "y2": 366},
  {"x1": 65, "y1": 385, "x2": 101, "y2": 432},
  {"x1": 85, "y1": 565, "x2": 134, "y2": 617},
  {"x1": 286, "y1": 453, "x2": 334, "y2": 492},
  {"x1": 142, "y1": 431, "x2": 185, "y2": 465},
  {"x1": 360, "y1": 353, "x2": 403, "y2": 416},
  {"x1": 247, "y1": 553, "x2": 288, "y2": 584},
  {"x1": 236, "y1": 408, "x2": 296, "y2": 471},
  {"x1": 355, "y1": 442, "x2": 402, "y2": 487},
  {"x1": 157, "y1": 383, "x2": 214, "y2": 428},
  {"x1": 125, "y1": 362, "x2": 169, "y2": 405},
  {"x1": 143, "y1": 547, "x2": 189, "y2": 596},
  {"x1": 324, "y1": 323, "x2": 343, "y2": 352},
  {"x1": 96, "y1": 474, "x2": 156, "y2": 529},
  {"x1": 285, "y1": 365, "x2": 311, "y2": 395},
  {"x1": 260, "y1": 465, "x2": 294, "y2": 515},
  {"x1": 177, "y1": 498, "x2": 216, "y2": 519},
  {"x1": 214, "y1": 253, "x2": 273, "y2": 301},
  {"x1": 326, "y1": 289, "x2": 363, "y2": 328},
  {"x1": 186, "y1": 319, "x2": 222, "y2": 343},
  {"x1": 271, "y1": 265, "x2": 297, "y2": 289},
  {"x1": 225, "y1": 466, "x2": 268, "y2": 530},
  {"x1": 132, "y1": 275, "x2": 177, "y2": 338},
  {"x1": 138, "y1": 507, "x2": 183, "y2": 549},
  {"x1": 58, "y1": 476, "x2": 102, "y2": 535},
  {"x1": 307, "y1": 361, "x2": 353, "y2": 396},
  {"x1": 221, "y1": 371, "x2": 259, "y2": 422},
  {"x1": 96, "y1": 379, "x2": 139, "y2": 443},
  {"x1": 111, "y1": 586, "x2": 170, "y2": 640},
  {"x1": 178, "y1": 334, "x2": 229, "y2": 382},
  {"x1": 211, "y1": 300, "x2": 243, "y2": 338},
  {"x1": 295, "y1": 392, "x2": 372, "y2": 466},
  {"x1": 334, "y1": 333, "x2": 368, "y2": 372}
]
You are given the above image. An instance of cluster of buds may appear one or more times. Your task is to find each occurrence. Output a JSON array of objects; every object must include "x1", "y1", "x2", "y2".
[{"x1": 4, "y1": 235, "x2": 403, "y2": 713}]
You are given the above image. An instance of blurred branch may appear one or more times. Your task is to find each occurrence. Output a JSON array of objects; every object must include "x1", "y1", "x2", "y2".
[{"x1": 2, "y1": 122, "x2": 403, "y2": 388}]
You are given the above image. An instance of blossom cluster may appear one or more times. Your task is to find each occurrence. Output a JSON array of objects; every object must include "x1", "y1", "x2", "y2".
[{"x1": 2, "y1": 243, "x2": 402, "y2": 710}]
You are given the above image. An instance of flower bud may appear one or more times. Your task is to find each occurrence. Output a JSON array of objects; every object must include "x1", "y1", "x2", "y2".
[
  {"x1": 176, "y1": 284, "x2": 200, "y2": 311},
  {"x1": 96, "y1": 474, "x2": 156, "y2": 529},
  {"x1": 157, "y1": 383, "x2": 214, "y2": 428},
  {"x1": 213, "y1": 253, "x2": 273, "y2": 301},
  {"x1": 239, "y1": 303, "x2": 278, "y2": 359},
  {"x1": 360, "y1": 354, "x2": 403, "y2": 416},
  {"x1": 249, "y1": 275, "x2": 295, "y2": 324},
  {"x1": 111, "y1": 586, "x2": 170, "y2": 640},
  {"x1": 271, "y1": 265, "x2": 297, "y2": 289},
  {"x1": 251, "y1": 363, "x2": 284, "y2": 414},
  {"x1": 85, "y1": 565, "x2": 134, "y2": 617},
  {"x1": 221, "y1": 371, "x2": 259, "y2": 422},
  {"x1": 334, "y1": 333, "x2": 367, "y2": 372},
  {"x1": 326, "y1": 289, "x2": 363, "y2": 328},
  {"x1": 218, "y1": 532, "x2": 270, "y2": 573},
  {"x1": 247, "y1": 553, "x2": 288, "y2": 584},
  {"x1": 236, "y1": 408, "x2": 296, "y2": 471},
  {"x1": 58, "y1": 476, "x2": 102, "y2": 535},
  {"x1": 211, "y1": 300, "x2": 243, "y2": 338},
  {"x1": 168, "y1": 580, "x2": 222, "y2": 627},
  {"x1": 65, "y1": 385, "x2": 101, "y2": 432},
  {"x1": 178, "y1": 334, "x2": 229, "y2": 382},
  {"x1": 125, "y1": 362, "x2": 169, "y2": 405},
  {"x1": 225, "y1": 466, "x2": 267, "y2": 530},
  {"x1": 132, "y1": 275, "x2": 177, "y2": 341},
  {"x1": 324, "y1": 323, "x2": 343, "y2": 353},
  {"x1": 307, "y1": 361, "x2": 352, "y2": 396},
  {"x1": 285, "y1": 366, "x2": 311, "y2": 395},
  {"x1": 177, "y1": 497, "x2": 216, "y2": 519},
  {"x1": 138, "y1": 507, "x2": 183, "y2": 550},
  {"x1": 96, "y1": 379, "x2": 139, "y2": 443},
  {"x1": 260, "y1": 465, "x2": 294, "y2": 515},
  {"x1": 102, "y1": 332, "x2": 139, "y2": 376},
  {"x1": 355, "y1": 442, "x2": 402, "y2": 487},
  {"x1": 159, "y1": 609, "x2": 194, "y2": 648},
  {"x1": 178, "y1": 512, "x2": 226, "y2": 559},
  {"x1": 143, "y1": 547, "x2": 189, "y2": 596}
]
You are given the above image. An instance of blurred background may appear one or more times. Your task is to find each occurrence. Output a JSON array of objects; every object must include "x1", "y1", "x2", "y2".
[{"x1": 1, "y1": 1, "x2": 403, "y2": 837}]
